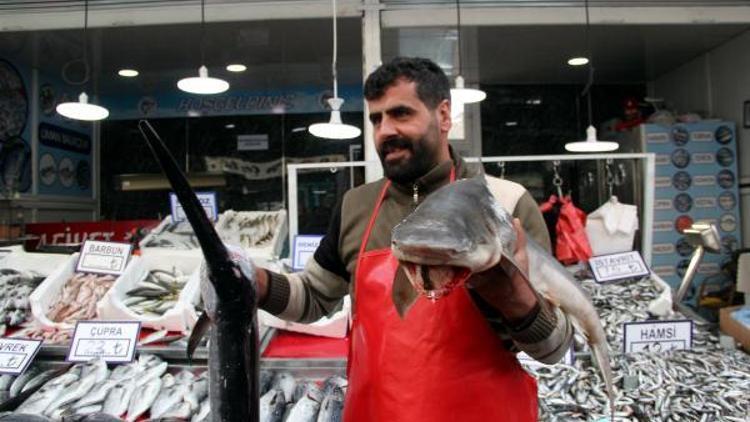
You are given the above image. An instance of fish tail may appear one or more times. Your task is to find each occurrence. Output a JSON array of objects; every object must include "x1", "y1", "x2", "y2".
[{"x1": 591, "y1": 340, "x2": 616, "y2": 418}]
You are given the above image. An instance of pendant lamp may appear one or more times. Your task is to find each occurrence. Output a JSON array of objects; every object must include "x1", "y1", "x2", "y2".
[
  {"x1": 177, "y1": 0, "x2": 229, "y2": 95},
  {"x1": 565, "y1": 0, "x2": 618, "y2": 152},
  {"x1": 450, "y1": 0, "x2": 486, "y2": 105},
  {"x1": 308, "y1": 0, "x2": 361, "y2": 140},
  {"x1": 56, "y1": 0, "x2": 109, "y2": 121}
]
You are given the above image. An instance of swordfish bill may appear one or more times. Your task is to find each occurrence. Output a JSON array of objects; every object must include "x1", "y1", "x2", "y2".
[{"x1": 138, "y1": 120, "x2": 259, "y2": 422}]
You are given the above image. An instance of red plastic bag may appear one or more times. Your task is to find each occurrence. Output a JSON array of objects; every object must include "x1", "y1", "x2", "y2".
[{"x1": 540, "y1": 195, "x2": 593, "y2": 265}]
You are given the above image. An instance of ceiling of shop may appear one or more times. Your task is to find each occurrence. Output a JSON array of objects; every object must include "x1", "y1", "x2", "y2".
[
  {"x1": 0, "y1": 18, "x2": 364, "y2": 95},
  {"x1": 475, "y1": 24, "x2": 750, "y2": 84},
  {"x1": 385, "y1": 23, "x2": 750, "y2": 84},
  {"x1": 0, "y1": 15, "x2": 748, "y2": 97}
]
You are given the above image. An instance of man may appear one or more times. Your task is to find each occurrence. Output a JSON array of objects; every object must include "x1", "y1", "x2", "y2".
[{"x1": 255, "y1": 57, "x2": 572, "y2": 421}]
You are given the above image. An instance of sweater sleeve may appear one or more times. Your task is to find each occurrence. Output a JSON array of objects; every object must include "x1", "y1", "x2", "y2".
[{"x1": 259, "y1": 199, "x2": 350, "y2": 323}]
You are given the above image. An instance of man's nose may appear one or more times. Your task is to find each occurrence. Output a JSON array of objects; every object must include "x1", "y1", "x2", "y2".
[{"x1": 376, "y1": 116, "x2": 398, "y2": 141}]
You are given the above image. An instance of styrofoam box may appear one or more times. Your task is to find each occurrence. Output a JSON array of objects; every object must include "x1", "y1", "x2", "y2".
[
  {"x1": 97, "y1": 252, "x2": 201, "y2": 333},
  {"x1": 215, "y1": 210, "x2": 287, "y2": 260},
  {"x1": 30, "y1": 253, "x2": 95, "y2": 330},
  {"x1": 259, "y1": 295, "x2": 350, "y2": 339},
  {"x1": 139, "y1": 216, "x2": 204, "y2": 257},
  {"x1": 0, "y1": 250, "x2": 70, "y2": 276}
]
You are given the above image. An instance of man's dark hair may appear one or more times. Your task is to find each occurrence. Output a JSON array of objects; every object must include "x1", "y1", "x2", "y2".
[{"x1": 364, "y1": 57, "x2": 450, "y2": 109}]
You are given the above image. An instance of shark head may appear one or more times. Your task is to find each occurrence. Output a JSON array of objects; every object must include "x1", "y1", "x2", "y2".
[{"x1": 390, "y1": 175, "x2": 516, "y2": 316}]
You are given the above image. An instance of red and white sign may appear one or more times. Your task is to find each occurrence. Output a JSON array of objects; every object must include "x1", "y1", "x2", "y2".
[{"x1": 25, "y1": 220, "x2": 160, "y2": 251}]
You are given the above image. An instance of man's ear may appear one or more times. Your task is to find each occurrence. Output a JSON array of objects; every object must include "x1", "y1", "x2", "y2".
[{"x1": 437, "y1": 99, "x2": 452, "y2": 134}]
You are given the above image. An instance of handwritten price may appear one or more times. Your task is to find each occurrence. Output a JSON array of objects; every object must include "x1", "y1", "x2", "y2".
[
  {"x1": 75, "y1": 339, "x2": 129, "y2": 358},
  {"x1": 0, "y1": 354, "x2": 23, "y2": 369}
]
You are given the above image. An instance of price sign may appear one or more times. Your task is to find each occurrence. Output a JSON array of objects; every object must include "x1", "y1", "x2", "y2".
[
  {"x1": 517, "y1": 346, "x2": 574, "y2": 367},
  {"x1": 0, "y1": 338, "x2": 42, "y2": 375},
  {"x1": 76, "y1": 240, "x2": 133, "y2": 276},
  {"x1": 623, "y1": 320, "x2": 693, "y2": 354},
  {"x1": 589, "y1": 251, "x2": 650, "y2": 284},
  {"x1": 170, "y1": 192, "x2": 218, "y2": 223},
  {"x1": 292, "y1": 235, "x2": 324, "y2": 271},
  {"x1": 67, "y1": 321, "x2": 141, "y2": 363}
]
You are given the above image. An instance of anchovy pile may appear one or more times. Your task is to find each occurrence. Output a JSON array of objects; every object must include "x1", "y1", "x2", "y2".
[
  {"x1": 218, "y1": 211, "x2": 283, "y2": 249},
  {"x1": 122, "y1": 268, "x2": 189, "y2": 317},
  {"x1": 0, "y1": 269, "x2": 45, "y2": 334},
  {"x1": 577, "y1": 277, "x2": 714, "y2": 352},
  {"x1": 143, "y1": 221, "x2": 200, "y2": 249},
  {"x1": 528, "y1": 347, "x2": 750, "y2": 421},
  {"x1": 47, "y1": 273, "x2": 116, "y2": 324}
]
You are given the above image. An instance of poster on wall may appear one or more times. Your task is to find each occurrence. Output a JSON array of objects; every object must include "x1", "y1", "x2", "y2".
[
  {"x1": 36, "y1": 75, "x2": 93, "y2": 198},
  {"x1": 0, "y1": 59, "x2": 32, "y2": 195},
  {"x1": 642, "y1": 122, "x2": 741, "y2": 295}
]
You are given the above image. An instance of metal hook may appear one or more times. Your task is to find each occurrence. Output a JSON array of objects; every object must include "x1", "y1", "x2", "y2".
[
  {"x1": 498, "y1": 162, "x2": 506, "y2": 179},
  {"x1": 615, "y1": 163, "x2": 627, "y2": 186},
  {"x1": 552, "y1": 161, "x2": 563, "y2": 197},
  {"x1": 330, "y1": 167, "x2": 338, "y2": 174},
  {"x1": 605, "y1": 159, "x2": 615, "y2": 197}
]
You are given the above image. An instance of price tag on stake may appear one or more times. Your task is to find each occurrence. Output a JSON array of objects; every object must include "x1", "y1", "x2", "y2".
[
  {"x1": 623, "y1": 320, "x2": 693, "y2": 354},
  {"x1": 76, "y1": 240, "x2": 133, "y2": 276},
  {"x1": 589, "y1": 251, "x2": 650, "y2": 284},
  {"x1": 170, "y1": 191, "x2": 218, "y2": 223},
  {"x1": 0, "y1": 338, "x2": 43, "y2": 375},
  {"x1": 292, "y1": 235, "x2": 324, "y2": 271},
  {"x1": 67, "y1": 321, "x2": 141, "y2": 363}
]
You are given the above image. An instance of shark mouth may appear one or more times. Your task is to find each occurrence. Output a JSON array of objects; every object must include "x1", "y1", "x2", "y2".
[{"x1": 400, "y1": 262, "x2": 472, "y2": 301}]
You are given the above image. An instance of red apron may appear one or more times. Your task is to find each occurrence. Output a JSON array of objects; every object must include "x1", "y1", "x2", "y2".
[{"x1": 343, "y1": 175, "x2": 538, "y2": 422}]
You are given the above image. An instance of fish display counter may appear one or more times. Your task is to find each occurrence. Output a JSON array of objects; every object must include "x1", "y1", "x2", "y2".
[{"x1": 0, "y1": 355, "x2": 345, "y2": 421}]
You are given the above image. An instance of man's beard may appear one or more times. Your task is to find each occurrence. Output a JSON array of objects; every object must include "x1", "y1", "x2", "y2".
[{"x1": 378, "y1": 135, "x2": 440, "y2": 184}]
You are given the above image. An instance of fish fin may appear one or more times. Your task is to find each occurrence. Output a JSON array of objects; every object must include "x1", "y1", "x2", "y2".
[
  {"x1": 187, "y1": 311, "x2": 211, "y2": 361},
  {"x1": 392, "y1": 265, "x2": 418, "y2": 319}
]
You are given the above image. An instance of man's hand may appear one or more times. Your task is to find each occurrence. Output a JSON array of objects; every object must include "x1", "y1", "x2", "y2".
[{"x1": 468, "y1": 218, "x2": 540, "y2": 324}]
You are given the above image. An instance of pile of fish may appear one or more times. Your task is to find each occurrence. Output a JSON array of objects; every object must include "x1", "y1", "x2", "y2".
[
  {"x1": 257, "y1": 371, "x2": 347, "y2": 422},
  {"x1": 121, "y1": 268, "x2": 189, "y2": 317},
  {"x1": 143, "y1": 221, "x2": 200, "y2": 250},
  {"x1": 0, "y1": 269, "x2": 45, "y2": 334},
  {"x1": 218, "y1": 211, "x2": 284, "y2": 250},
  {"x1": 47, "y1": 273, "x2": 116, "y2": 325},
  {"x1": 0, "y1": 364, "x2": 59, "y2": 404},
  {"x1": 528, "y1": 347, "x2": 750, "y2": 421},
  {"x1": 577, "y1": 277, "x2": 714, "y2": 352},
  {"x1": 0, "y1": 365, "x2": 345, "y2": 422},
  {"x1": 15, "y1": 327, "x2": 72, "y2": 344}
]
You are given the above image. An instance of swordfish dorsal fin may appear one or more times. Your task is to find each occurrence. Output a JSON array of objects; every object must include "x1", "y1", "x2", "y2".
[{"x1": 138, "y1": 120, "x2": 235, "y2": 360}]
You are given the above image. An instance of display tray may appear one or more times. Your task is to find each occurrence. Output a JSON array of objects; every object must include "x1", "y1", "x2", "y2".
[{"x1": 25, "y1": 324, "x2": 275, "y2": 364}]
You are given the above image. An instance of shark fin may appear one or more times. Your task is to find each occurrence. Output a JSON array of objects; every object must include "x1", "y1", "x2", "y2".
[
  {"x1": 187, "y1": 311, "x2": 211, "y2": 361},
  {"x1": 392, "y1": 265, "x2": 419, "y2": 319}
]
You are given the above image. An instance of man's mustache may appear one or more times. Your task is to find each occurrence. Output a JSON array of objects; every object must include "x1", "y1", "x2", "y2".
[{"x1": 379, "y1": 138, "x2": 414, "y2": 156}]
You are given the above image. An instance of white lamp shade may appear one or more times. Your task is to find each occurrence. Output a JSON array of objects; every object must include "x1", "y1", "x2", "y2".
[
  {"x1": 451, "y1": 75, "x2": 486, "y2": 104},
  {"x1": 56, "y1": 92, "x2": 109, "y2": 121},
  {"x1": 565, "y1": 125, "x2": 619, "y2": 152},
  {"x1": 567, "y1": 57, "x2": 589, "y2": 66},
  {"x1": 178, "y1": 65, "x2": 229, "y2": 95},
  {"x1": 308, "y1": 97, "x2": 361, "y2": 140}
]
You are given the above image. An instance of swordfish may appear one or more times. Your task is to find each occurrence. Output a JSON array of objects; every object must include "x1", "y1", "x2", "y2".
[
  {"x1": 138, "y1": 120, "x2": 259, "y2": 422},
  {"x1": 390, "y1": 175, "x2": 615, "y2": 416}
]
